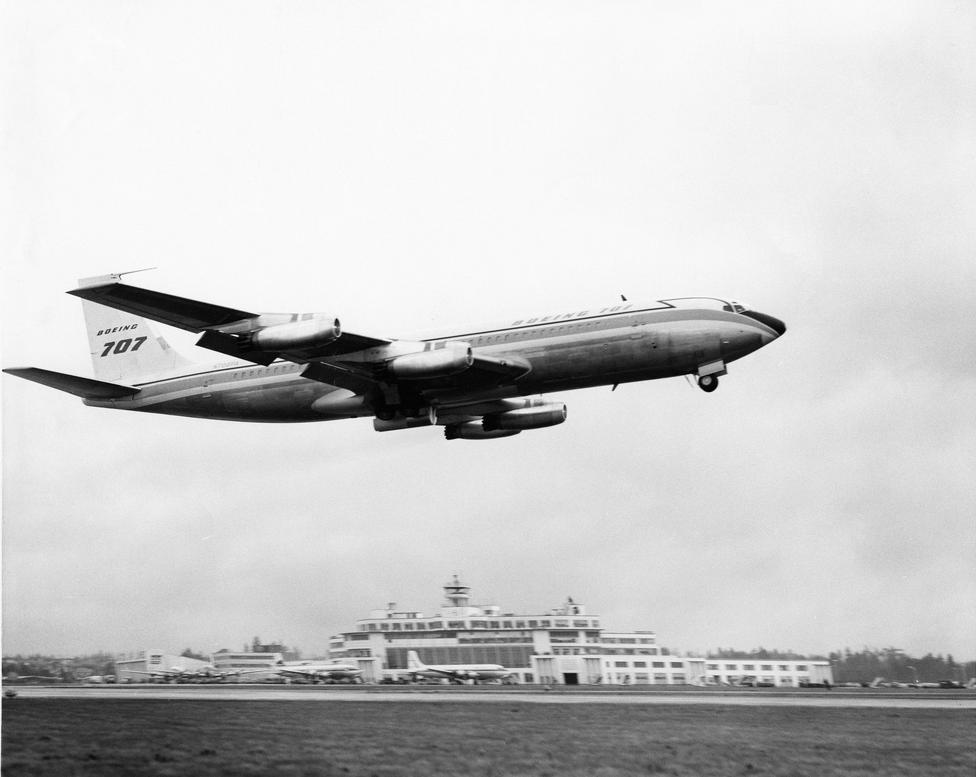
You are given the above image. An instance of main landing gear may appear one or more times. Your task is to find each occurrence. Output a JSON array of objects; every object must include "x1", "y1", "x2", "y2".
[{"x1": 697, "y1": 374, "x2": 719, "y2": 393}]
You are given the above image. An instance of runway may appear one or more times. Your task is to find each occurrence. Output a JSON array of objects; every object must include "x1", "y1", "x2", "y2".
[{"x1": 7, "y1": 684, "x2": 975, "y2": 709}]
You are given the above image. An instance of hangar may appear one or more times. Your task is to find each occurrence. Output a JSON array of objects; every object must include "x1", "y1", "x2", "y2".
[
  {"x1": 328, "y1": 577, "x2": 832, "y2": 686},
  {"x1": 115, "y1": 649, "x2": 211, "y2": 682}
]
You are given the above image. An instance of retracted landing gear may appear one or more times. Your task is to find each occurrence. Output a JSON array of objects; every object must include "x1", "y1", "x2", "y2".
[{"x1": 697, "y1": 374, "x2": 719, "y2": 393}]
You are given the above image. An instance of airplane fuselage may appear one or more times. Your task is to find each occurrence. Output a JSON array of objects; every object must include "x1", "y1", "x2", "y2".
[
  {"x1": 412, "y1": 664, "x2": 509, "y2": 681},
  {"x1": 83, "y1": 299, "x2": 782, "y2": 422}
]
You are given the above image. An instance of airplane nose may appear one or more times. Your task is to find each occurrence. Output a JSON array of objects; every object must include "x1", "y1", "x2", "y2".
[{"x1": 742, "y1": 310, "x2": 786, "y2": 337}]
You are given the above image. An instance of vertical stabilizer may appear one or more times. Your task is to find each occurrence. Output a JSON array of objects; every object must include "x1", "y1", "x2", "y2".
[
  {"x1": 407, "y1": 651, "x2": 426, "y2": 671},
  {"x1": 79, "y1": 292, "x2": 195, "y2": 382}
]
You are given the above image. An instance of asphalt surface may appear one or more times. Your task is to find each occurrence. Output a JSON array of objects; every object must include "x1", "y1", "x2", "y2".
[{"x1": 5, "y1": 684, "x2": 975, "y2": 709}]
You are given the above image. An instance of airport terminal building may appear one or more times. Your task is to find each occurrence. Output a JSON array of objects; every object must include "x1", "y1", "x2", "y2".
[{"x1": 329, "y1": 577, "x2": 832, "y2": 686}]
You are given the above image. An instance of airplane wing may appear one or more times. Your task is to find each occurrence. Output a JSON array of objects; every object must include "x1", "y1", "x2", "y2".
[
  {"x1": 234, "y1": 668, "x2": 277, "y2": 677},
  {"x1": 414, "y1": 666, "x2": 461, "y2": 678},
  {"x1": 68, "y1": 279, "x2": 256, "y2": 331},
  {"x1": 68, "y1": 278, "x2": 391, "y2": 362},
  {"x1": 68, "y1": 277, "x2": 532, "y2": 406},
  {"x1": 299, "y1": 352, "x2": 531, "y2": 396},
  {"x1": 275, "y1": 668, "x2": 319, "y2": 678}
]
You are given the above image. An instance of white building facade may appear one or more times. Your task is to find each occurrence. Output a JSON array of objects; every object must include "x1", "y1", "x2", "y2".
[
  {"x1": 210, "y1": 650, "x2": 284, "y2": 681},
  {"x1": 328, "y1": 577, "x2": 833, "y2": 686}
]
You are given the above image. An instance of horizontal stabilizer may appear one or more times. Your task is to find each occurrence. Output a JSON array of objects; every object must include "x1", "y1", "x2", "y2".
[{"x1": 3, "y1": 367, "x2": 139, "y2": 399}]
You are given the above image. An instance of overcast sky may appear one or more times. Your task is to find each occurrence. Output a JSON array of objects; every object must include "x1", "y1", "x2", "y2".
[{"x1": 3, "y1": 1, "x2": 974, "y2": 662}]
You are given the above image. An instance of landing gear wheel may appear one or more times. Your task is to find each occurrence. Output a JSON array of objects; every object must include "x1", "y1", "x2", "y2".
[{"x1": 697, "y1": 374, "x2": 719, "y2": 393}]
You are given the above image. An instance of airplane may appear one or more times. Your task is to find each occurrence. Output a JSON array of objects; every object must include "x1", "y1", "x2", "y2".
[
  {"x1": 124, "y1": 666, "x2": 239, "y2": 683},
  {"x1": 80, "y1": 675, "x2": 115, "y2": 684},
  {"x1": 3, "y1": 273, "x2": 786, "y2": 439},
  {"x1": 406, "y1": 650, "x2": 510, "y2": 683},
  {"x1": 6, "y1": 674, "x2": 61, "y2": 683},
  {"x1": 238, "y1": 659, "x2": 363, "y2": 683}
]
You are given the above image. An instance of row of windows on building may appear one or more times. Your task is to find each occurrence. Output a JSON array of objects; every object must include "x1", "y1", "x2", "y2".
[
  {"x1": 706, "y1": 663, "x2": 811, "y2": 672},
  {"x1": 548, "y1": 647, "x2": 662, "y2": 656},
  {"x1": 610, "y1": 660, "x2": 684, "y2": 669},
  {"x1": 600, "y1": 637, "x2": 657, "y2": 645},
  {"x1": 609, "y1": 674, "x2": 688, "y2": 685},
  {"x1": 359, "y1": 618, "x2": 600, "y2": 632}
]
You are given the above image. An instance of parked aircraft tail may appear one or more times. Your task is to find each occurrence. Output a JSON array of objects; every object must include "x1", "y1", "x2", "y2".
[
  {"x1": 407, "y1": 651, "x2": 427, "y2": 671},
  {"x1": 76, "y1": 275, "x2": 195, "y2": 382}
]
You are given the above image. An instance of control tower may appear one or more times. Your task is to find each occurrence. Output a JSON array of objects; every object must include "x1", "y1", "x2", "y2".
[{"x1": 440, "y1": 575, "x2": 483, "y2": 618}]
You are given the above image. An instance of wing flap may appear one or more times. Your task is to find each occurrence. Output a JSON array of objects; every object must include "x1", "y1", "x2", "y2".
[
  {"x1": 300, "y1": 361, "x2": 378, "y2": 394},
  {"x1": 3, "y1": 367, "x2": 139, "y2": 399}
]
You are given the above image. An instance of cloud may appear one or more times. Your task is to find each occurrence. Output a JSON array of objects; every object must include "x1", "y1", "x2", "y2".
[{"x1": 3, "y1": 1, "x2": 974, "y2": 661}]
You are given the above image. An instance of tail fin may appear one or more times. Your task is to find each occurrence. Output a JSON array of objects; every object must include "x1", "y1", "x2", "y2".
[
  {"x1": 407, "y1": 651, "x2": 426, "y2": 671},
  {"x1": 80, "y1": 290, "x2": 195, "y2": 382}
]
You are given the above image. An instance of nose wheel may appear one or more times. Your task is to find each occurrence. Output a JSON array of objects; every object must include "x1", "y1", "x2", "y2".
[{"x1": 697, "y1": 374, "x2": 719, "y2": 393}]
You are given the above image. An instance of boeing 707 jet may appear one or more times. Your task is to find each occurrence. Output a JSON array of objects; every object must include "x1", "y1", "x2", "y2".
[{"x1": 3, "y1": 274, "x2": 786, "y2": 439}]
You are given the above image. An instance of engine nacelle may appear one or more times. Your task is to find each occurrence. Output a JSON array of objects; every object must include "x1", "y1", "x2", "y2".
[
  {"x1": 251, "y1": 316, "x2": 341, "y2": 351},
  {"x1": 388, "y1": 342, "x2": 473, "y2": 379},
  {"x1": 445, "y1": 422, "x2": 521, "y2": 440},
  {"x1": 373, "y1": 416, "x2": 435, "y2": 432},
  {"x1": 483, "y1": 403, "x2": 567, "y2": 431}
]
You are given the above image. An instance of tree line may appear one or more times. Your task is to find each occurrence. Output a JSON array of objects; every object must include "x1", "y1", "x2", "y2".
[
  {"x1": 2, "y1": 652, "x2": 116, "y2": 680},
  {"x1": 827, "y1": 647, "x2": 973, "y2": 684}
]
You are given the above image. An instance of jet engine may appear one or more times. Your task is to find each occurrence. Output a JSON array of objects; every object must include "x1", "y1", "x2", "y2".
[
  {"x1": 387, "y1": 342, "x2": 473, "y2": 379},
  {"x1": 482, "y1": 403, "x2": 567, "y2": 431},
  {"x1": 250, "y1": 316, "x2": 341, "y2": 351},
  {"x1": 445, "y1": 422, "x2": 521, "y2": 440}
]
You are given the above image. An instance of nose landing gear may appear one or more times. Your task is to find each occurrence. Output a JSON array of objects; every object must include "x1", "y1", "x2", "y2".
[
  {"x1": 697, "y1": 374, "x2": 719, "y2": 392},
  {"x1": 695, "y1": 358, "x2": 725, "y2": 393}
]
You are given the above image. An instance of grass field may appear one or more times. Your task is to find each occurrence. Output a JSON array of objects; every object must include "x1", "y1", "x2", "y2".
[{"x1": 2, "y1": 699, "x2": 973, "y2": 776}]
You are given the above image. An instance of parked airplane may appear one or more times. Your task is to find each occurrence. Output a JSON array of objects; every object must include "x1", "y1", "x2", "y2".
[
  {"x1": 3, "y1": 274, "x2": 786, "y2": 439},
  {"x1": 124, "y1": 666, "x2": 239, "y2": 683},
  {"x1": 238, "y1": 659, "x2": 363, "y2": 683},
  {"x1": 6, "y1": 675, "x2": 60, "y2": 683},
  {"x1": 406, "y1": 650, "x2": 510, "y2": 683},
  {"x1": 80, "y1": 675, "x2": 115, "y2": 684}
]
